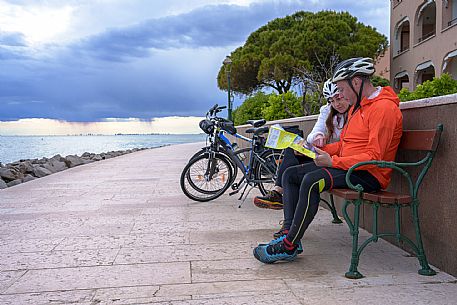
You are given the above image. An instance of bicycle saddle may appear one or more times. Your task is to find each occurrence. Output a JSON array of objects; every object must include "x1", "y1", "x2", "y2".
[
  {"x1": 245, "y1": 126, "x2": 269, "y2": 135},
  {"x1": 246, "y1": 119, "x2": 266, "y2": 128}
]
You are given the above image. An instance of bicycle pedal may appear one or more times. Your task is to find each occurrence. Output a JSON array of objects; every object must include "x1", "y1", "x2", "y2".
[{"x1": 229, "y1": 190, "x2": 240, "y2": 196}]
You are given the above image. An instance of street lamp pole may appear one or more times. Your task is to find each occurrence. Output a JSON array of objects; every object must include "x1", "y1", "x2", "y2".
[{"x1": 223, "y1": 56, "x2": 233, "y2": 121}]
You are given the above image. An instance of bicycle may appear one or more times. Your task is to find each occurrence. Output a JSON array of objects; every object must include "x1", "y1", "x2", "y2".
[{"x1": 180, "y1": 104, "x2": 283, "y2": 204}]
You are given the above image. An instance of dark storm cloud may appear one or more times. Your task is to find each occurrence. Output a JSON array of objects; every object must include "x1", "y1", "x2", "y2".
[
  {"x1": 1, "y1": 0, "x2": 389, "y2": 121},
  {"x1": 75, "y1": 2, "x2": 306, "y2": 61}
]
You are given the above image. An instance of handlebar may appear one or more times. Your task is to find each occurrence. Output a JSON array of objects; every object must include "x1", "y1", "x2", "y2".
[{"x1": 207, "y1": 104, "x2": 228, "y2": 118}]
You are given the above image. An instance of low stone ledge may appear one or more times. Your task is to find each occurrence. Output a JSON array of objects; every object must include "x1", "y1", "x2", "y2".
[{"x1": 0, "y1": 147, "x2": 149, "y2": 189}]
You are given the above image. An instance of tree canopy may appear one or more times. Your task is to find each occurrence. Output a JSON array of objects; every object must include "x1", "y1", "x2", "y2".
[{"x1": 217, "y1": 10, "x2": 388, "y2": 96}]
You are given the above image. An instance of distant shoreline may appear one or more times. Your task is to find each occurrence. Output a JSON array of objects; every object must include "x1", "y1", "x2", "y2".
[
  {"x1": 0, "y1": 133, "x2": 205, "y2": 137},
  {"x1": 1, "y1": 148, "x2": 152, "y2": 189},
  {"x1": 0, "y1": 134, "x2": 206, "y2": 164}
]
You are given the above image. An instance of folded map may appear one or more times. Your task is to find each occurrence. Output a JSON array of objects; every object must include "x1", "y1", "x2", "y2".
[{"x1": 265, "y1": 125, "x2": 316, "y2": 159}]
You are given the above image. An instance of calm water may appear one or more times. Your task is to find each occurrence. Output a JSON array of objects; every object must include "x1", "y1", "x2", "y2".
[{"x1": 0, "y1": 134, "x2": 206, "y2": 164}]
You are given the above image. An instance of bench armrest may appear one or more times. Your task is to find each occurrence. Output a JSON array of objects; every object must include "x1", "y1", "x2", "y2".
[{"x1": 345, "y1": 153, "x2": 432, "y2": 196}]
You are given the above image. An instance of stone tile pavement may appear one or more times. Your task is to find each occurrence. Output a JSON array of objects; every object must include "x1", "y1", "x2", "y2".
[{"x1": 0, "y1": 142, "x2": 456, "y2": 304}]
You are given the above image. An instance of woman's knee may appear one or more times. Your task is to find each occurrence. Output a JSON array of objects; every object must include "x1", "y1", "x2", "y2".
[{"x1": 281, "y1": 166, "x2": 299, "y2": 187}]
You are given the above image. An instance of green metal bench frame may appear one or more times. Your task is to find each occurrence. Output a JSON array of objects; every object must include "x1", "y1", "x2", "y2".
[
  {"x1": 320, "y1": 195, "x2": 343, "y2": 224},
  {"x1": 330, "y1": 123, "x2": 443, "y2": 279}
]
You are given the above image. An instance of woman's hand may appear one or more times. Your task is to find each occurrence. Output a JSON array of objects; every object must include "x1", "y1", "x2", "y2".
[
  {"x1": 293, "y1": 139, "x2": 307, "y2": 156},
  {"x1": 314, "y1": 147, "x2": 332, "y2": 167},
  {"x1": 312, "y1": 134, "x2": 325, "y2": 148}
]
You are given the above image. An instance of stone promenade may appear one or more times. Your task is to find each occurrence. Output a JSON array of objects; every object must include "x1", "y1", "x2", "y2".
[{"x1": 0, "y1": 142, "x2": 456, "y2": 304}]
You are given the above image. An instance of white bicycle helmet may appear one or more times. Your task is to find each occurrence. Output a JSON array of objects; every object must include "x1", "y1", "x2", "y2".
[
  {"x1": 322, "y1": 79, "x2": 339, "y2": 101},
  {"x1": 332, "y1": 57, "x2": 375, "y2": 82}
]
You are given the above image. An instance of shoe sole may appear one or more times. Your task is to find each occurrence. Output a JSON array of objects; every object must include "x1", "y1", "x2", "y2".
[{"x1": 253, "y1": 199, "x2": 283, "y2": 210}]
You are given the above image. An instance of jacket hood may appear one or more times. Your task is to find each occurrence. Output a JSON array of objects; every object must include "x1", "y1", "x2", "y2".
[{"x1": 361, "y1": 86, "x2": 400, "y2": 107}]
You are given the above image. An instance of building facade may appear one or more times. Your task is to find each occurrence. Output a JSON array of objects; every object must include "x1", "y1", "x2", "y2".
[
  {"x1": 375, "y1": 46, "x2": 391, "y2": 81},
  {"x1": 390, "y1": 0, "x2": 457, "y2": 91}
]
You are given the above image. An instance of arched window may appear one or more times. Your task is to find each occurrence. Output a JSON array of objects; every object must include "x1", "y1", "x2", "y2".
[
  {"x1": 415, "y1": 0, "x2": 436, "y2": 43},
  {"x1": 394, "y1": 70, "x2": 410, "y2": 90},
  {"x1": 442, "y1": 0, "x2": 457, "y2": 29},
  {"x1": 442, "y1": 49, "x2": 457, "y2": 79},
  {"x1": 415, "y1": 61, "x2": 435, "y2": 85},
  {"x1": 393, "y1": 17, "x2": 410, "y2": 55}
]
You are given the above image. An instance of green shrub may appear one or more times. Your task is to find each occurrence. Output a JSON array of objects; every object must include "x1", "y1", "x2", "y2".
[
  {"x1": 261, "y1": 91, "x2": 303, "y2": 121},
  {"x1": 232, "y1": 92, "x2": 271, "y2": 125},
  {"x1": 371, "y1": 75, "x2": 390, "y2": 87},
  {"x1": 398, "y1": 73, "x2": 457, "y2": 102}
]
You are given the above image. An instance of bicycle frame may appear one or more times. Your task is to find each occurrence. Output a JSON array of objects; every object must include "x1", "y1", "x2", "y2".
[
  {"x1": 216, "y1": 128, "x2": 279, "y2": 190},
  {"x1": 184, "y1": 103, "x2": 282, "y2": 203}
]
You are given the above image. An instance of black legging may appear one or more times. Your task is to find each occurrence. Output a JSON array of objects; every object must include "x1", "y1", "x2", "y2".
[
  {"x1": 282, "y1": 162, "x2": 381, "y2": 245},
  {"x1": 275, "y1": 148, "x2": 312, "y2": 187}
]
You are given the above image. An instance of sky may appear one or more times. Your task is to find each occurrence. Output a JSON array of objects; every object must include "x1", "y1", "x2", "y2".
[{"x1": 0, "y1": 0, "x2": 390, "y2": 135}]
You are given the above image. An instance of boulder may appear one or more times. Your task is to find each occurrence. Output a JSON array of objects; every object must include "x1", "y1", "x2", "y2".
[
  {"x1": 32, "y1": 166, "x2": 52, "y2": 178},
  {"x1": 0, "y1": 179, "x2": 7, "y2": 189},
  {"x1": 92, "y1": 154, "x2": 103, "y2": 161},
  {"x1": 10, "y1": 168, "x2": 24, "y2": 181},
  {"x1": 0, "y1": 168, "x2": 16, "y2": 181},
  {"x1": 6, "y1": 179, "x2": 22, "y2": 187},
  {"x1": 50, "y1": 154, "x2": 66, "y2": 162},
  {"x1": 22, "y1": 174, "x2": 36, "y2": 183},
  {"x1": 43, "y1": 159, "x2": 68, "y2": 173},
  {"x1": 81, "y1": 152, "x2": 92, "y2": 158},
  {"x1": 17, "y1": 161, "x2": 34, "y2": 174},
  {"x1": 65, "y1": 155, "x2": 84, "y2": 168}
]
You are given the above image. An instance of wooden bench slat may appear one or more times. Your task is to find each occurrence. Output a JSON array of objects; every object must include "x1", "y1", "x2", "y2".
[
  {"x1": 399, "y1": 129, "x2": 439, "y2": 151},
  {"x1": 363, "y1": 190, "x2": 412, "y2": 204},
  {"x1": 329, "y1": 189, "x2": 359, "y2": 200}
]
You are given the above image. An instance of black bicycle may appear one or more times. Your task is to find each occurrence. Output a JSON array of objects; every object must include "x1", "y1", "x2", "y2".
[{"x1": 180, "y1": 104, "x2": 283, "y2": 204}]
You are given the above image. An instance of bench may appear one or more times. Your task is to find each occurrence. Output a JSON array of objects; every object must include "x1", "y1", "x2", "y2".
[{"x1": 324, "y1": 124, "x2": 444, "y2": 279}]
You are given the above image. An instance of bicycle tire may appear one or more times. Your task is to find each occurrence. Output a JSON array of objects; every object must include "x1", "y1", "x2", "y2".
[
  {"x1": 254, "y1": 149, "x2": 283, "y2": 195},
  {"x1": 180, "y1": 153, "x2": 233, "y2": 202},
  {"x1": 184, "y1": 147, "x2": 250, "y2": 195}
]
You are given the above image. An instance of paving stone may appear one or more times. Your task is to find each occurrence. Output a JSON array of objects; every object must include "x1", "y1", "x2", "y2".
[
  {"x1": 0, "y1": 248, "x2": 119, "y2": 270},
  {"x1": 0, "y1": 289, "x2": 95, "y2": 305},
  {"x1": 289, "y1": 282, "x2": 457, "y2": 305},
  {"x1": 4, "y1": 262, "x2": 191, "y2": 294},
  {"x1": 0, "y1": 271, "x2": 27, "y2": 293},
  {"x1": 0, "y1": 143, "x2": 455, "y2": 304}
]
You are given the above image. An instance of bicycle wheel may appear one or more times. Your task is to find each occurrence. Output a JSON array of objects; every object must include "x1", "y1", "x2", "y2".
[
  {"x1": 180, "y1": 153, "x2": 233, "y2": 202},
  {"x1": 254, "y1": 149, "x2": 283, "y2": 195}
]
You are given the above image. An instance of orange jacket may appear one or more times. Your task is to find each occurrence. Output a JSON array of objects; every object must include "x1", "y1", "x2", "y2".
[{"x1": 322, "y1": 86, "x2": 403, "y2": 189}]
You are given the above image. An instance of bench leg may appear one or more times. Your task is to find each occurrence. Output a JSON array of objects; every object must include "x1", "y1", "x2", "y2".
[
  {"x1": 319, "y1": 194, "x2": 343, "y2": 224},
  {"x1": 329, "y1": 194, "x2": 343, "y2": 224},
  {"x1": 412, "y1": 203, "x2": 436, "y2": 276},
  {"x1": 342, "y1": 199, "x2": 364, "y2": 279}
]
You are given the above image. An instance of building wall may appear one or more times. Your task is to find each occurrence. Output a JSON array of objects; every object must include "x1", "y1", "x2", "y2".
[
  {"x1": 375, "y1": 46, "x2": 391, "y2": 80},
  {"x1": 390, "y1": 0, "x2": 457, "y2": 90},
  {"x1": 234, "y1": 93, "x2": 457, "y2": 277}
]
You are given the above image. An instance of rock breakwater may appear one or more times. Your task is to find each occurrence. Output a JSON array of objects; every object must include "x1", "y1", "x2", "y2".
[{"x1": 0, "y1": 148, "x2": 148, "y2": 189}]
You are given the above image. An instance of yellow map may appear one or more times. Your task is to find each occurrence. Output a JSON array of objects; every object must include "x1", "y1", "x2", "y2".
[{"x1": 265, "y1": 125, "x2": 316, "y2": 159}]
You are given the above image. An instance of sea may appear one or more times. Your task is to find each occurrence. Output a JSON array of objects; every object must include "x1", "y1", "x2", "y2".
[{"x1": 0, "y1": 134, "x2": 206, "y2": 164}]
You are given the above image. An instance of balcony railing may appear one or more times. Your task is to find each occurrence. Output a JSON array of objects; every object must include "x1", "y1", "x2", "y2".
[
  {"x1": 418, "y1": 31, "x2": 435, "y2": 43},
  {"x1": 397, "y1": 47, "x2": 410, "y2": 54},
  {"x1": 448, "y1": 17, "x2": 457, "y2": 27}
]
